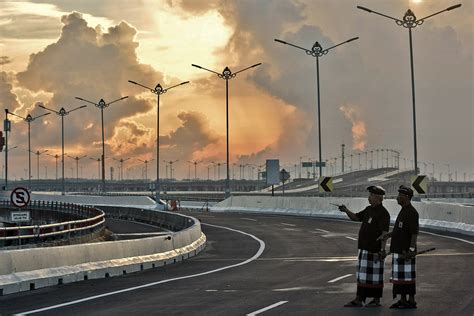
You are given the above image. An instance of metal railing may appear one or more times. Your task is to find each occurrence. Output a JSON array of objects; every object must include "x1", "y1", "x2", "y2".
[{"x1": 0, "y1": 200, "x2": 105, "y2": 246}]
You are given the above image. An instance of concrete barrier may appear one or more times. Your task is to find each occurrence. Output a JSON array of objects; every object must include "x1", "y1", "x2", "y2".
[
  {"x1": 212, "y1": 196, "x2": 474, "y2": 235},
  {"x1": 0, "y1": 208, "x2": 206, "y2": 295}
]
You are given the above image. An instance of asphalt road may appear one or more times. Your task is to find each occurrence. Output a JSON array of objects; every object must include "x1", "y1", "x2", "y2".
[{"x1": 1, "y1": 211, "x2": 473, "y2": 315}]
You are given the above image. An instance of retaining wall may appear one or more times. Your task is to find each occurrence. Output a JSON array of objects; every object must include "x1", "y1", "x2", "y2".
[
  {"x1": 0, "y1": 207, "x2": 205, "y2": 295},
  {"x1": 213, "y1": 196, "x2": 474, "y2": 235}
]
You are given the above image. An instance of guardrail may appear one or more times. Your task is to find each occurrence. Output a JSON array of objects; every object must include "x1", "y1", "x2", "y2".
[{"x1": 0, "y1": 200, "x2": 105, "y2": 247}]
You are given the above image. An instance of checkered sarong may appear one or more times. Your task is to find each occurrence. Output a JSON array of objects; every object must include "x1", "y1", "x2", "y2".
[
  {"x1": 391, "y1": 253, "x2": 416, "y2": 284},
  {"x1": 356, "y1": 249, "x2": 384, "y2": 288}
]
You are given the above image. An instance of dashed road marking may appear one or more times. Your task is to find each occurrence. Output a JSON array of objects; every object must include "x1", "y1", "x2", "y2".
[
  {"x1": 315, "y1": 228, "x2": 330, "y2": 233},
  {"x1": 241, "y1": 218, "x2": 258, "y2": 221},
  {"x1": 246, "y1": 301, "x2": 289, "y2": 316},
  {"x1": 328, "y1": 274, "x2": 353, "y2": 283},
  {"x1": 345, "y1": 236, "x2": 357, "y2": 241},
  {"x1": 280, "y1": 223, "x2": 297, "y2": 227}
]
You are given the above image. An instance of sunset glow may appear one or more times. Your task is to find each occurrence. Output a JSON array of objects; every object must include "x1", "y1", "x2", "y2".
[{"x1": 0, "y1": 0, "x2": 471, "y2": 180}]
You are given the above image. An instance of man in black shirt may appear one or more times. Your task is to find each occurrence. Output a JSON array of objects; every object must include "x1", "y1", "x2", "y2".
[
  {"x1": 387, "y1": 185, "x2": 419, "y2": 309},
  {"x1": 339, "y1": 185, "x2": 390, "y2": 307}
]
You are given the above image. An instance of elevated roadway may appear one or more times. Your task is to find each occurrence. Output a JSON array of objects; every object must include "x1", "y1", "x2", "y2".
[{"x1": 1, "y1": 211, "x2": 472, "y2": 315}]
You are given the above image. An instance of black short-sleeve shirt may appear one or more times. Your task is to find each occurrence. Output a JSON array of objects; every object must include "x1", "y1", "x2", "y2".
[
  {"x1": 390, "y1": 204, "x2": 419, "y2": 253},
  {"x1": 356, "y1": 204, "x2": 390, "y2": 252}
]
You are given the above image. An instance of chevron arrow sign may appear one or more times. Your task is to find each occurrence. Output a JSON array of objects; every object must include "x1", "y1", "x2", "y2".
[
  {"x1": 319, "y1": 176, "x2": 333, "y2": 192},
  {"x1": 411, "y1": 175, "x2": 428, "y2": 194}
]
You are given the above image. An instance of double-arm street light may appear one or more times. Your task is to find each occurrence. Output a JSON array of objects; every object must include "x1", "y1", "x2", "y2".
[
  {"x1": 75, "y1": 96, "x2": 128, "y2": 192},
  {"x1": 38, "y1": 104, "x2": 87, "y2": 195},
  {"x1": 29, "y1": 149, "x2": 48, "y2": 180},
  {"x1": 192, "y1": 63, "x2": 262, "y2": 197},
  {"x1": 188, "y1": 160, "x2": 202, "y2": 180},
  {"x1": 137, "y1": 158, "x2": 154, "y2": 181},
  {"x1": 67, "y1": 155, "x2": 87, "y2": 181},
  {"x1": 275, "y1": 36, "x2": 358, "y2": 180},
  {"x1": 9, "y1": 110, "x2": 50, "y2": 187},
  {"x1": 47, "y1": 153, "x2": 60, "y2": 181},
  {"x1": 128, "y1": 80, "x2": 189, "y2": 203},
  {"x1": 163, "y1": 159, "x2": 178, "y2": 179},
  {"x1": 113, "y1": 157, "x2": 130, "y2": 181},
  {"x1": 89, "y1": 157, "x2": 103, "y2": 180},
  {"x1": 357, "y1": 4, "x2": 461, "y2": 175}
]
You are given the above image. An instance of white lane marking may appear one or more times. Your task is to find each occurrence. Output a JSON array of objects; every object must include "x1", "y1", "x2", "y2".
[
  {"x1": 241, "y1": 218, "x2": 258, "y2": 221},
  {"x1": 315, "y1": 228, "x2": 330, "y2": 233},
  {"x1": 280, "y1": 223, "x2": 296, "y2": 227},
  {"x1": 205, "y1": 290, "x2": 218, "y2": 292},
  {"x1": 345, "y1": 236, "x2": 357, "y2": 241},
  {"x1": 17, "y1": 223, "x2": 265, "y2": 315},
  {"x1": 421, "y1": 230, "x2": 474, "y2": 245},
  {"x1": 273, "y1": 286, "x2": 321, "y2": 292},
  {"x1": 328, "y1": 274, "x2": 353, "y2": 283},
  {"x1": 246, "y1": 301, "x2": 289, "y2": 316},
  {"x1": 283, "y1": 228, "x2": 301, "y2": 232},
  {"x1": 284, "y1": 258, "x2": 357, "y2": 262}
]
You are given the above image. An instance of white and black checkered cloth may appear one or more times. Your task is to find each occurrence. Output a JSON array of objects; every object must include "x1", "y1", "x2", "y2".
[
  {"x1": 391, "y1": 253, "x2": 416, "y2": 284},
  {"x1": 356, "y1": 249, "x2": 385, "y2": 287}
]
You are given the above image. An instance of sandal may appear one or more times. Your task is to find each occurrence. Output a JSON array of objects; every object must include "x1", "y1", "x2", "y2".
[
  {"x1": 389, "y1": 300, "x2": 409, "y2": 309},
  {"x1": 344, "y1": 300, "x2": 363, "y2": 307},
  {"x1": 365, "y1": 300, "x2": 381, "y2": 307}
]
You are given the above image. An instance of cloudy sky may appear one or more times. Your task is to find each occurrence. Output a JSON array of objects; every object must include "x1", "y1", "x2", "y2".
[{"x1": 0, "y1": 0, "x2": 472, "y2": 181}]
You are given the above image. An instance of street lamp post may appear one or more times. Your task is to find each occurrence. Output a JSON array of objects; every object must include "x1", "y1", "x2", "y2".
[
  {"x1": 357, "y1": 4, "x2": 461, "y2": 175},
  {"x1": 89, "y1": 157, "x2": 102, "y2": 180},
  {"x1": 138, "y1": 159, "x2": 154, "y2": 181},
  {"x1": 163, "y1": 159, "x2": 178, "y2": 179},
  {"x1": 9, "y1": 110, "x2": 50, "y2": 188},
  {"x1": 75, "y1": 96, "x2": 128, "y2": 193},
  {"x1": 47, "y1": 153, "x2": 60, "y2": 181},
  {"x1": 29, "y1": 149, "x2": 48, "y2": 180},
  {"x1": 192, "y1": 63, "x2": 262, "y2": 197},
  {"x1": 128, "y1": 80, "x2": 189, "y2": 204},
  {"x1": 188, "y1": 160, "x2": 202, "y2": 180},
  {"x1": 3, "y1": 109, "x2": 11, "y2": 190},
  {"x1": 67, "y1": 155, "x2": 87, "y2": 181},
  {"x1": 113, "y1": 157, "x2": 130, "y2": 181},
  {"x1": 274, "y1": 37, "x2": 358, "y2": 179},
  {"x1": 38, "y1": 104, "x2": 87, "y2": 195}
]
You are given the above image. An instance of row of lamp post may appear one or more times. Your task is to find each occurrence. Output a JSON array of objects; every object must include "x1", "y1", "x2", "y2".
[{"x1": 1, "y1": 3, "x2": 461, "y2": 199}]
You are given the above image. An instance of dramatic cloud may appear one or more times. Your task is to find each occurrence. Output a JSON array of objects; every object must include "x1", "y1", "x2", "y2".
[
  {"x1": 339, "y1": 105, "x2": 367, "y2": 151},
  {"x1": 0, "y1": 72, "x2": 20, "y2": 109},
  {"x1": 1, "y1": 1, "x2": 472, "y2": 179},
  {"x1": 0, "y1": 56, "x2": 12, "y2": 65}
]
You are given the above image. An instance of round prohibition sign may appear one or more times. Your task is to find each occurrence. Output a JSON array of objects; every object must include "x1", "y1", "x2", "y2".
[{"x1": 10, "y1": 187, "x2": 30, "y2": 208}]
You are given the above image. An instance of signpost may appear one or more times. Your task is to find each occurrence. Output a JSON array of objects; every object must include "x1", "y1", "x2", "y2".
[
  {"x1": 11, "y1": 211, "x2": 30, "y2": 222},
  {"x1": 319, "y1": 176, "x2": 333, "y2": 192},
  {"x1": 411, "y1": 175, "x2": 428, "y2": 194},
  {"x1": 10, "y1": 187, "x2": 30, "y2": 208},
  {"x1": 266, "y1": 159, "x2": 280, "y2": 196},
  {"x1": 280, "y1": 168, "x2": 291, "y2": 195}
]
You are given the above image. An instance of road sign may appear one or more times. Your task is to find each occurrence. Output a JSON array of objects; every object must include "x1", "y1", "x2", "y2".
[
  {"x1": 11, "y1": 211, "x2": 30, "y2": 222},
  {"x1": 411, "y1": 175, "x2": 428, "y2": 194},
  {"x1": 319, "y1": 176, "x2": 333, "y2": 192},
  {"x1": 10, "y1": 187, "x2": 30, "y2": 208},
  {"x1": 280, "y1": 169, "x2": 291, "y2": 181},
  {"x1": 315, "y1": 161, "x2": 326, "y2": 167},
  {"x1": 302, "y1": 162, "x2": 313, "y2": 168},
  {"x1": 266, "y1": 159, "x2": 280, "y2": 185}
]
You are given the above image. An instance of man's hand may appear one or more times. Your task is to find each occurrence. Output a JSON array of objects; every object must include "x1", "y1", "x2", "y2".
[
  {"x1": 378, "y1": 250, "x2": 387, "y2": 261},
  {"x1": 338, "y1": 204, "x2": 348, "y2": 212},
  {"x1": 405, "y1": 249, "x2": 416, "y2": 260},
  {"x1": 376, "y1": 231, "x2": 393, "y2": 241}
]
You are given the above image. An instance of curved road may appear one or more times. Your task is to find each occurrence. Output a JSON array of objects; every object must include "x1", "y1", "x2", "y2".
[{"x1": 1, "y1": 211, "x2": 473, "y2": 315}]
